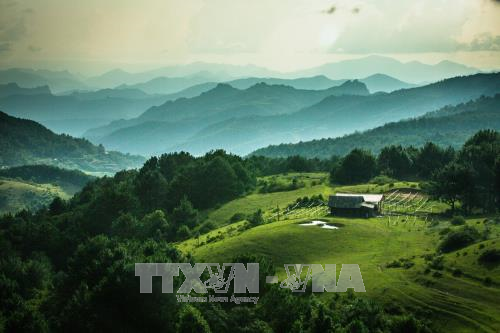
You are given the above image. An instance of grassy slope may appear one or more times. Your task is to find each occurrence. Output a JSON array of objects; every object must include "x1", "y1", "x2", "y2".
[
  {"x1": 202, "y1": 172, "x2": 419, "y2": 228},
  {"x1": 178, "y1": 174, "x2": 500, "y2": 332},
  {"x1": 0, "y1": 178, "x2": 71, "y2": 214}
]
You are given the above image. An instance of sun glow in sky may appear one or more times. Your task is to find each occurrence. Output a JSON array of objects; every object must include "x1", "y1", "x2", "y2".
[{"x1": 0, "y1": 0, "x2": 499, "y2": 74}]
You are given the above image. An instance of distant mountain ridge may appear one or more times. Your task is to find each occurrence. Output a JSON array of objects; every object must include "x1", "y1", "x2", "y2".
[
  {"x1": 0, "y1": 68, "x2": 90, "y2": 93},
  {"x1": 169, "y1": 72, "x2": 500, "y2": 155},
  {"x1": 84, "y1": 80, "x2": 370, "y2": 154},
  {"x1": 115, "y1": 73, "x2": 221, "y2": 95},
  {"x1": 251, "y1": 94, "x2": 500, "y2": 158},
  {"x1": 0, "y1": 83, "x2": 51, "y2": 98},
  {"x1": 139, "y1": 80, "x2": 369, "y2": 123},
  {"x1": 292, "y1": 55, "x2": 480, "y2": 83},
  {"x1": 136, "y1": 73, "x2": 415, "y2": 104},
  {"x1": 0, "y1": 56, "x2": 482, "y2": 94},
  {"x1": 0, "y1": 86, "x2": 169, "y2": 136},
  {"x1": 85, "y1": 73, "x2": 500, "y2": 157}
]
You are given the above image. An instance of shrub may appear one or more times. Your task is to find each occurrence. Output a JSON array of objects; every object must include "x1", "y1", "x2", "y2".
[
  {"x1": 452, "y1": 268, "x2": 463, "y2": 277},
  {"x1": 484, "y1": 277, "x2": 493, "y2": 286},
  {"x1": 369, "y1": 175, "x2": 397, "y2": 185},
  {"x1": 478, "y1": 249, "x2": 500, "y2": 267},
  {"x1": 438, "y1": 226, "x2": 480, "y2": 253},
  {"x1": 199, "y1": 221, "x2": 216, "y2": 234},
  {"x1": 428, "y1": 256, "x2": 444, "y2": 270},
  {"x1": 387, "y1": 260, "x2": 402, "y2": 268},
  {"x1": 439, "y1": 228, "x2": 451, "y2": 236},
  {"x1": 403, "y1": 261, "x2": 415, "y2": 269},
  {"x1": 432, "y1": 271, "x2": 442, "y2": 278},
  {"x1": 387, "y1": 258, "x2": 414, "y2": 269},
  {"x1": 229, "y1": 212, "x2": 246, "y2": 223},
  {"x1": 249, "y1": 209, "x2": 264, "y2": 226},
  {"x1": 450, "y1": 216, "x2": 465, "y2": 226}
]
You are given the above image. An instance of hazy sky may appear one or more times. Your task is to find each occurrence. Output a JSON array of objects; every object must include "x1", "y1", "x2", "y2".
[{"x1": 1, "y1": 0, "x2": 499, "y2": 75}]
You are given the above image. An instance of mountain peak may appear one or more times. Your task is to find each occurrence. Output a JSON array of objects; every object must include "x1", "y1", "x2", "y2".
[{"x1": 214, "y1": 83, "x2": 237, "y2": 91}]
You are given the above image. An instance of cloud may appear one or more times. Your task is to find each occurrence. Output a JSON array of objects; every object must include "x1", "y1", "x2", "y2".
[
  {"x1": 457, "y1": 33, "x2": 500, "y2": 51},
  {"x1": 0, "y1": 42, "x2": 11, "y2": 54}
]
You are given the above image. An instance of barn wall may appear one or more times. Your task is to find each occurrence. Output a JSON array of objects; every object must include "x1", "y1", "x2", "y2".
[{"x1": 330, "y1": 207, "x2": 376, "y2": 218}]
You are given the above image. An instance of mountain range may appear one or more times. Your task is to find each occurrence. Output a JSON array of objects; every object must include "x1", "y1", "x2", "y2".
[
  {"x1": 0, "y1": 68, "x2": 89, "y2": 93},
  {"x1": 150, "y1": 73, "x2": 416, "y2": 97},
  {"x1": 84, "y1": 80, "x2": 369, "y2": 155},
  {"x1": 292, "y1": 56, "x2": 480, "y2": 83},
  {"x1": 85, "y1": 72, "x2": 500, "y2": 157},
  {"x1": 0, "y1": 84, "x2": 169, "y2": 136},
  {"x1": 0, "y1": 56, "x2": 481, "y2": 94},
  {"x1": 251, "y1": 94, "x2": 500, "y2": 158}
]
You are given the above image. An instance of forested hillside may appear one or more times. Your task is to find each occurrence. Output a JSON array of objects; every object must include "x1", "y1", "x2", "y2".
[
  {"x1": 252, "y1": 94, "x2": 500, "y2": 158},
  {"x1": 0, "y1": 112, "x2": 144, "y2": 173}
]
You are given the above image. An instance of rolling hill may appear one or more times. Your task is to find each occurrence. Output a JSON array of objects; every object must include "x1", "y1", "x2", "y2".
[
  {"x1": 177, "y1": 178, "x2": 500, "y2": 332},
  {"x1": 0, "y1": 111, "x2": 144, "y2": 173},
  {"x1": 252, "y1": 94, "x2": 500, "y2": 158}
]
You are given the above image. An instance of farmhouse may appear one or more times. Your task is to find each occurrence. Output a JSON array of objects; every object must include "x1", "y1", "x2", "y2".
[{"x1": 328, "y1": 193, "x2": 384, "y2": 218}]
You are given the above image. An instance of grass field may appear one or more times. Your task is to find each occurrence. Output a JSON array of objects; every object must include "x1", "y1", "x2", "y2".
[
  {"x1": 0, "y1": 178, "x2": 71, "y2": 214},
  {"x1": 201, "y1": 172, "x2": 421, "y2": 228},
  {"x1": 177, "y1": 173, "x2": 500, "y2": 332}
]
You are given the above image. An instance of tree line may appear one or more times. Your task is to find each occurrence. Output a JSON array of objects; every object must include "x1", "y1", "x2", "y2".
[{"x1": 329, "y1": 130, "x2": 500, "y2": 214}]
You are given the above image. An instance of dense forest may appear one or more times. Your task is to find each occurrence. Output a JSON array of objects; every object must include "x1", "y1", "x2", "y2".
[{"x1": 0, "y1": 131, "x2": 498, "y2": 331}]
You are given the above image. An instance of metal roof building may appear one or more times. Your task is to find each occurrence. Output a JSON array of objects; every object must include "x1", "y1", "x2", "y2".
[{"x1": 328, "y1": 193, "x2": 384, "y2": 217}]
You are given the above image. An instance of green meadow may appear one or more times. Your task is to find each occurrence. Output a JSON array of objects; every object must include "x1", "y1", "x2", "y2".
[{"x1": 178, "y1": 173, "x2": 500, "y2": 333}]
